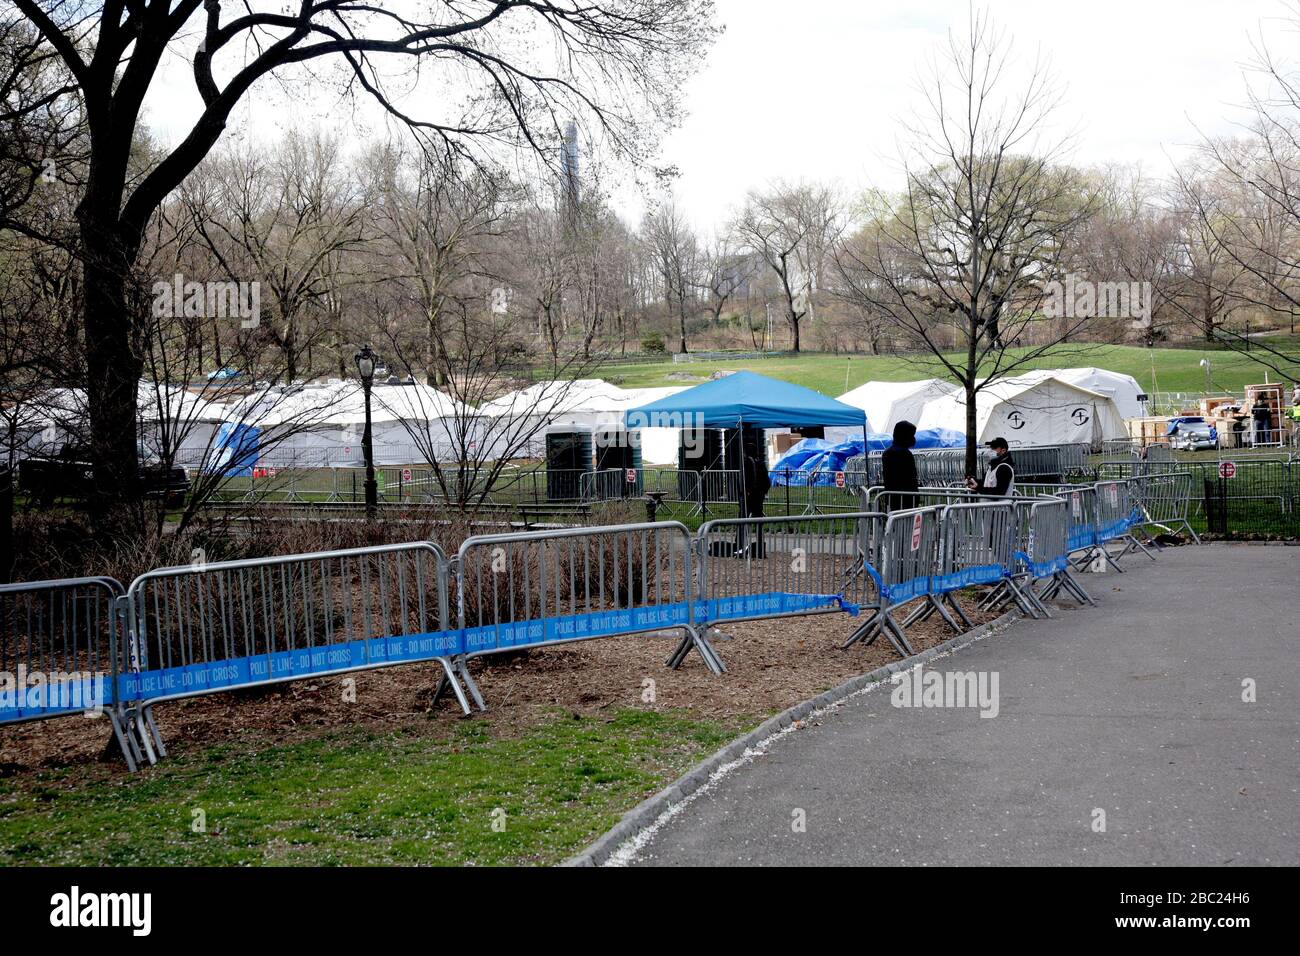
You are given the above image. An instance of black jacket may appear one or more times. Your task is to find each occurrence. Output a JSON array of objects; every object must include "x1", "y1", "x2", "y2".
[
  {"x1": 974, "y1": 452, "x2": 1015, "y2": 497},
  {"x1": 881, "y1": 421, "x2": 920, "y2": 510}
]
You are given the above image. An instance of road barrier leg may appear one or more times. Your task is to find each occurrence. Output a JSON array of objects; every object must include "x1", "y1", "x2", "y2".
[
  {"x1": 107, "y1": 706, "x2": 142, "y2": 773},
  {"x1": 141, "y1": 704, "x2": 166, "y2": 758},
  {"x1": 944, "y1": 592, "x2": 974, "y2": 629},
  {"x1": 432, "y1": 657, "x2": 475, "y2": 714},
  {"x1": 842, "y1": 607, "x2": 915, "y2": 658},
  {"x1": 666, "y1": 624, "x2": 726, "y2": 675}
]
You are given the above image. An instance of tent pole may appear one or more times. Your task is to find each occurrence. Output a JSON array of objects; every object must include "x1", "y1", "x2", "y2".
[{"x1": 737, "y1": 414, "x2": 747, "y2": 530}]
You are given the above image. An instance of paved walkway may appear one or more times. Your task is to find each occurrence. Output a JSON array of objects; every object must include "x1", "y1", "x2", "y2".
[{"x1": 627, "y1": 544, "x2": 1299, "y2": 866}]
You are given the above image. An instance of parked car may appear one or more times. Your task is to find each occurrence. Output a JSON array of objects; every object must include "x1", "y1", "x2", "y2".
[
  {"x1": 18, "y1": 444, "x2": 190, "y2": 508},
  {"x1": 1168, "y1": 418, "x2": 1217, "y2": 451}
]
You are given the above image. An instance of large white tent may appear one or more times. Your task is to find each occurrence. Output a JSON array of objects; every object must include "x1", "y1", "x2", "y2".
[
  {"x1": 220, "y1": 380, "x2": 475, "y2": 467},
  {"x1": 916, "y1": 374, "x2": 1127, "y2": 447},
  {"x1": 4, "y1": 384, "x2": 230, "y2": 464},
  {"x1": 1036, "y1": 367, "x2": 1147, "y2": 419},
  {"x1": 479, "y1": 379, "x2": 689, "y2": 463},
  {"x1": 826, "y1": 378, "x2": 956, "y2": 441}
]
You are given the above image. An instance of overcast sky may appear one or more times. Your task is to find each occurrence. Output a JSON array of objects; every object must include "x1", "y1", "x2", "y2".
[
  {"x1": 142, "y1": 0, "x2": 1288, "y2": 232},
  {"x1": 645, "y1": 0, "x2": 1286, "y2": 231}
]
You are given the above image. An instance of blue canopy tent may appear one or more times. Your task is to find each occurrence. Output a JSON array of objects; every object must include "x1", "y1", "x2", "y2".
[
  {"x1": 624, "y1": 371, "x2": 869, "y2": 520},
  {"x1": 624, "y1": 370, "x2": 867, "y2": 431}
]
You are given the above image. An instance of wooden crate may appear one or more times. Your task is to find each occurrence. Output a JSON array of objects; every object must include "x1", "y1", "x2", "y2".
[{"x1": 1125, "y1": 416, "x2": 1172, "y2": 448}]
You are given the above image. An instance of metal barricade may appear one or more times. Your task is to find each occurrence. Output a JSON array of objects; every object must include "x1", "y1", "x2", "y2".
[
  {"x1": 698, "y1": 469, "x2": 741, "y2": 507},
  {"x1": 580, "y1": 468, "x2": 644, "y2": 502},
  {"x1": 453, "y1": 521, "x2": 716, "y2": 673},
  {"x1": 1021, "y1": 498, "x2": 1094, "y2": 608},
  {"x1": 1128, "y1": 471, "x2": 1199, "y2": 542},
  {"x1": 863, "y1": 485, "x2": 987, "y2": 513},
  {"x1": 122, "y1": 541, "x2": 456, "y2": 761},
  {"x1": 842, "y1": 505, "x2": 943, "y2": 657},
  {"x1": 0, "y1": 576, "x2": 145, "y2": 769},
  {"x1": 1021, "y1": 483, "x2": 1099, "y2": 555},
  {"x1": 1093, "y1": 479, "x2": 1155, "y2": 570},
  {"x1": 919, "y1": 500, "x2": 1018, "y2": 630},
  {"x1": 695, "y1": 512, "x2": 884, "y2": 633}
]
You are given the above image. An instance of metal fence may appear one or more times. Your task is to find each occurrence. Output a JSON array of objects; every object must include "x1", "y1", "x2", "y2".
[
  {"x1": 1099, "y1": 456, "x2": 1300, "y2": 538},
  {"x1": 3, "y1": 477, "x2": 1161, "y2": 770}
]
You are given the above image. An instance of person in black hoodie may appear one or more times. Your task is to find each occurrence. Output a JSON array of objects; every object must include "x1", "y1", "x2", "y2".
[{"x1": 881, "y1": 420, "x2": 920, "y2": 511}]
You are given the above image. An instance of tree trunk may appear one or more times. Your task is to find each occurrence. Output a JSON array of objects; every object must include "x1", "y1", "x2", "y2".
[
  {"x1": 80, "y1": 233, "x2": 145, "y2": 534},
  {"x1": 964, "y1": 381, "x2": 979, "y2": 478}
]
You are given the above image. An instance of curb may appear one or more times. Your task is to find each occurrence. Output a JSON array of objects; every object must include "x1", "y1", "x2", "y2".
[{"x1": 564, "y1": 607, "x2": 1022, "y2": 867}]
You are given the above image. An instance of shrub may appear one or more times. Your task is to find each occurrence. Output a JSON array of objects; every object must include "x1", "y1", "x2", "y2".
[{"x1": 640, "y1": 333, "x2": 667, "y2": 354}]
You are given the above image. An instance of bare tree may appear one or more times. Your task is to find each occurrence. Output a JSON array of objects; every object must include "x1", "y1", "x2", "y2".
[
  {"x1": 11, "y1": 0, "x2": 717, "y2": 531},
  {"x1": 641, "y1": 197, "x2": 698, "y2": 352},
  {"x1": 1178, "y1": 9, "x2": 1300, "y2": 381},
  {"x1": 369, "y1": 140, "x2": 510, "y2": 386},
  {"x1": 833, "y1": 9, "x2": 1097, "y2": 473},
  {"x1": 182, "y1": 130, "x2": 370, "y2": 383},
  {"x1": 696, "y1": 235, "x2": 749, "y2": 325}
]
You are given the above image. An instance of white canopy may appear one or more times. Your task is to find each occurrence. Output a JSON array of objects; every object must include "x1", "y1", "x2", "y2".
[
  {"x1": 916, "y1": 374, "x2": 1127, "y2": 446},
  {"x1": 480, "y1": 379, "x2": 689, "y2": 463},
  {"x1": 1038, "y1": 367, "x2": 1147, "y2": 419},
  {"x1": 826, "y1": 378, "x2": 956, "y2": 441}
]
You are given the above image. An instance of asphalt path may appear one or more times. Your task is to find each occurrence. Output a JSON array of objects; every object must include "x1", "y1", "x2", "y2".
[{"x1": 625, "y1": 544, "x2": 1299, "y2": 866}]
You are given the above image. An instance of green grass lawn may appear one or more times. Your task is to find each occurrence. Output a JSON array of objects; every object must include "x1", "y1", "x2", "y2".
[
  {"x1": 605, "y1": 336, "x2": 1300, "y2": 396},
  {"x1": 0, "y1": 708, "x2": 740, "y2": 866}
]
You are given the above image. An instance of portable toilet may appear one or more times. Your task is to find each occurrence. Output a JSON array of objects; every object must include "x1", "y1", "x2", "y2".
[
  {"x1": 545, "y1": 426, "x2": 593, "y2": 500},
  {"x1": 593, "y1": 425, "x2": 642, "y2": 497}
]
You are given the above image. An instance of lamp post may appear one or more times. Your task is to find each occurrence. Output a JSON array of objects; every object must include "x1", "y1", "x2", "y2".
[{"x1": 355, "y1": 345, "x2": 379, "y2": 518}]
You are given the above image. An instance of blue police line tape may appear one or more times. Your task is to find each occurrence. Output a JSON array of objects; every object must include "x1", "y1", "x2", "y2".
[
  {"x1": 0, "y1": 673, "x2": 110, "y2": 722},
  {"x1": 1014, "y1": 551, "x2": 1071, "y2": 579},
  {"x1": 1, "y1": 591, "x2": 861, "y2": 718}
]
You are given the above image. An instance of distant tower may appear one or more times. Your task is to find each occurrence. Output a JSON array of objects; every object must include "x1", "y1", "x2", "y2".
[{"x1": 561, "y1": 120, "x2": 580, "y2": 211}]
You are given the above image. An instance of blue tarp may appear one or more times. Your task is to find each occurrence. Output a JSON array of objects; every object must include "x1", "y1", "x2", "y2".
[
  {"x1": 769, "y1": 430, "x2": 966, "y2": 485},
  {"x1": 624, "y1": 370, "x2": 867, "y2": 429},
  {"x1": 1166, "y1": 416, "x2": 1205, "y2": 436},
  {"x1": 211, "y1": 422, "x2": 260, "y2": 477}
]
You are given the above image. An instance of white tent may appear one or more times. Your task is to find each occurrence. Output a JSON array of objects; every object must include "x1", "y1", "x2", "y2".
[
  {"x1": 916, "y1": 374, "x2": 1127, "y2": 447},
  {"x1": 1041, "y1": 367, "x2": 1147, "y2": 419},
  {"x1": 479, "y1": 379, "x2": 689, "y2": 464},
  {"x1": 221, "y1": 380, "x2": 476, "y2": 467},
  {"x1": 826, "y1": 378, "x2": 956, "y2": 441},
  {"x1": 5, "y1": 384, "x2": 230, "y2": 464}
]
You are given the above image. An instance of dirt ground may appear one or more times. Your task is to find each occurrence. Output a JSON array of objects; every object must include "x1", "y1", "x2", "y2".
[{"x1": 0, "y1": 596, "x2": 1001, "y2": 783}]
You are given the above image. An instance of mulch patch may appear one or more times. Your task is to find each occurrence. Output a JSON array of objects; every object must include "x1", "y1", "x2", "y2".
[{"x1": 0, "y1": 596, "x2": 1001, "y2": 786}]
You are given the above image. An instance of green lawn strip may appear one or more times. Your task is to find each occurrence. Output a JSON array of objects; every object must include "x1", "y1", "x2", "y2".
[
  {"x1": 603, "y1": 339, "x2": 1300, "y2": 395},
  {"x1": 0, "y1": 709, "x2": 743, "y2": 866}
]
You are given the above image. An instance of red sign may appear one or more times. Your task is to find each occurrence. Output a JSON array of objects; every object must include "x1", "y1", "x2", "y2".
[
  {"x1": 401, "y1": 468, "x2": 412, "y2": 482},
  {"x1": 834, "y1": 471, "x2": 846, "y2": 489},
  {"x1": 910, "y1": 512, "x2": 924, "y2": 552},
  {"x1": 1219, "y1": 460, "x2": 1237, "y2": 480},
  {"x1": 625, "y1": 468, "x2": 637, "y2": 484}
]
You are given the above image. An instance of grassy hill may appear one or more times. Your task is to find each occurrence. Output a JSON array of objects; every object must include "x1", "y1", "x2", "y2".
[{"x1": 602, "y1": 336, "x2": 1300, "y2": 397}]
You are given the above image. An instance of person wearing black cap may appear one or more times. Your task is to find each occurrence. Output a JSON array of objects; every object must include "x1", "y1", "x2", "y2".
[
  {"x1": 881, "y1": 420, "x2": 920, "y2": 511},
  {"x1": 967, "y1": 437, "x2": 1016, "y2": 497}
]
